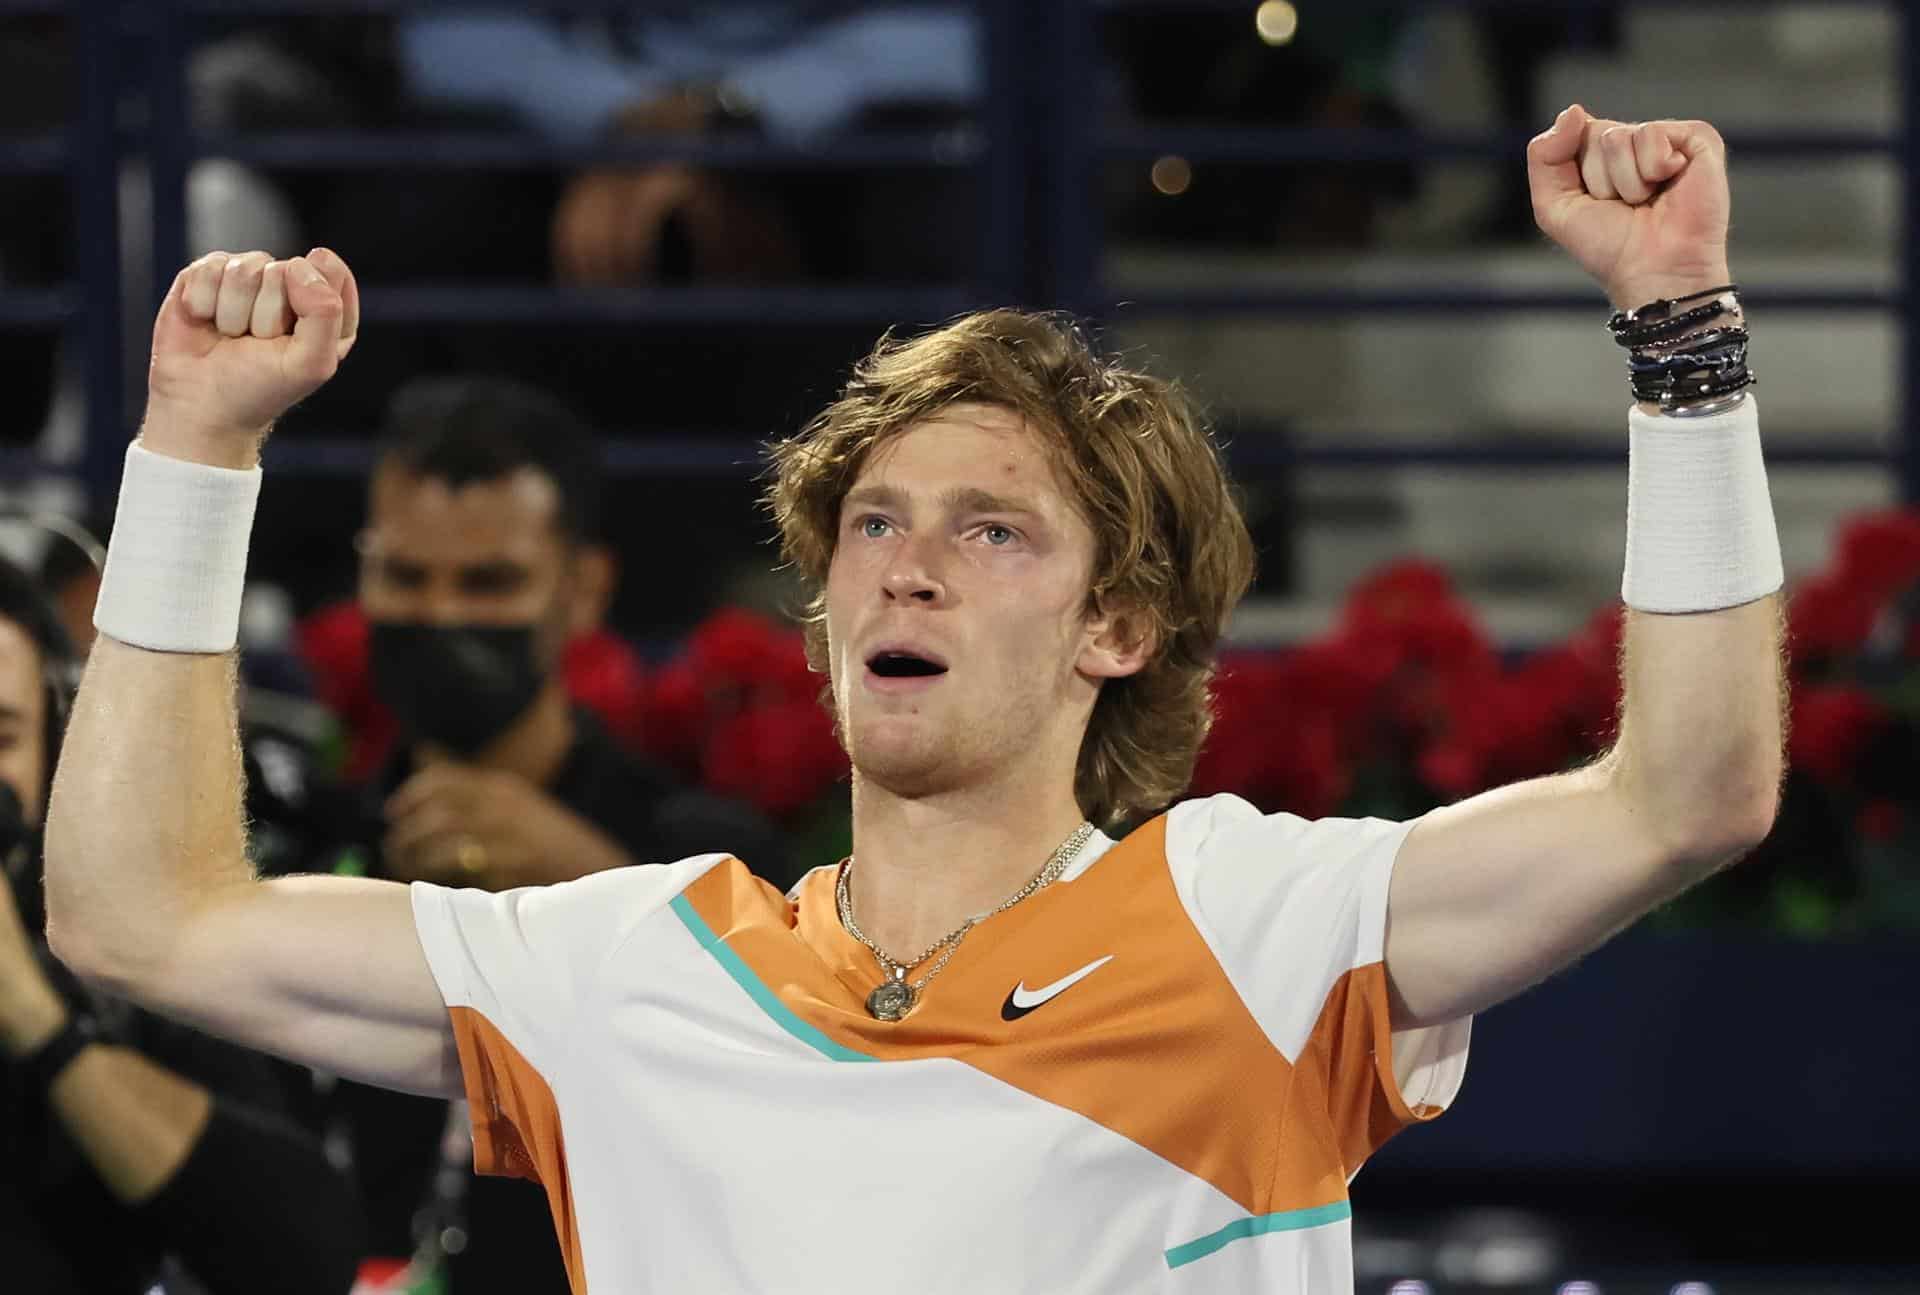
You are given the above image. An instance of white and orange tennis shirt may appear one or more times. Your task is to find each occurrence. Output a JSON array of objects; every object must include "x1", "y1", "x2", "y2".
[{"x1": 409, "y1": 793, "x2": 1471, "y2": 1292}]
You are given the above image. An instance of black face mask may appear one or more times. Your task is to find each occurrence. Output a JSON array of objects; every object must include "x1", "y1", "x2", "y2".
[{"x1": 368, "y1": 622, "x2": 547, "y2": 757}]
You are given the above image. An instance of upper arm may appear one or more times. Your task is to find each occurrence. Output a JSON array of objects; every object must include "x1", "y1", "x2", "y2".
[
  {"x1": 88, "y1": 875, "x2": 459, "y2": 1097},
  {"x1": 1385, "y1": 762, "x2": 1697, "y2": 1028}
]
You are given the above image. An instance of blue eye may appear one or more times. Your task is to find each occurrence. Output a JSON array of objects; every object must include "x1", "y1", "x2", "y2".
[
  {"x1": 861, "y1": 517, "x2": 891, "y2": 539},
  {"x1": 983, "y1": 524, "x2": 1015, "y2": 546}
]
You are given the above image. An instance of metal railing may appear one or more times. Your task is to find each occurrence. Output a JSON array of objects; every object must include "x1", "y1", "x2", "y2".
[{"x1": 0, "y1": 0, "x2": 1908, "y2": 499}]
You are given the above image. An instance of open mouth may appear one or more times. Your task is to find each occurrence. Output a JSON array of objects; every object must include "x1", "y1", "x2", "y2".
[{"x1": 866, "y1": 652, "x2": 949, "y2": 679}]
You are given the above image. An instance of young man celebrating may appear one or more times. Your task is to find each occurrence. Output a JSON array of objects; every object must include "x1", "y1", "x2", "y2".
[{"x1": 45, "y1": 104, "x2": 1781, "y2": 1291}]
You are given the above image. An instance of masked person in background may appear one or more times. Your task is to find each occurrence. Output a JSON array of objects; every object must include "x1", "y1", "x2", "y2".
[
  {"x1": 308, "y1": 376, "x2": 788, "y2": 1294},
  {"x1": 0, "y1": 556, "x2": 362, "y2": 1294}
]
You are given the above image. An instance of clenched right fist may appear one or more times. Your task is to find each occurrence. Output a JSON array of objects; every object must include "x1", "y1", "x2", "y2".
[{"x1": 142, "y1": 247, "x2": 360, "y2": 469}]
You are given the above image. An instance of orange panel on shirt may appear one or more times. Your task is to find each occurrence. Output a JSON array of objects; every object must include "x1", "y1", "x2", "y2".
[
  {"x1": 448, "y1": 1006, "x2": 589, "y2": 1295},
  {"x1": 679, "y1": 817, "x2": 1364, "y2": 1218}
]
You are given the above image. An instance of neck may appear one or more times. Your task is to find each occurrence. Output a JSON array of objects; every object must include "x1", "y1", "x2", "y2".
[
  {"x1": 844, "y1": 767, "x2": 1092, "y2": 960},
  {"x1": 416, "y1": 678, "x2": 575, "y2": 786}
]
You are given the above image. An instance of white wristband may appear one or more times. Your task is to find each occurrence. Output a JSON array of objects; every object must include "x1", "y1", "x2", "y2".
[
  {"x1": 94, "y1": 442, "x2": 263, "y2": 653},
  {"x1": 1622, "y1": 394, "x2": 1783, "y2": 613}
]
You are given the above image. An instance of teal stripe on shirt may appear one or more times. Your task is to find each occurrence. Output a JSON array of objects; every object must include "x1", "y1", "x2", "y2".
[
  {"x1": 1164, "y1": 1200, "x2": 1353, "y2": 1269},
  {"x1": 669, "y1": 894, "x2": 874, "y2": 1064}
]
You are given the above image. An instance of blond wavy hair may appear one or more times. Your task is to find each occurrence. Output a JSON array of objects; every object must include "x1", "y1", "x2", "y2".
[{"x1": 765, "y1": 309, "x2": 1256, "y2": 829}]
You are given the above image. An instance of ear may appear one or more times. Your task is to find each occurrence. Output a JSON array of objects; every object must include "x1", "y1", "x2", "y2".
[
  {"x1": 1077, "y1": 599, "x2": 1159, "y2": 681},
  {"x1": 565, "y1": 543, "x2": 618, "y2": 636}
]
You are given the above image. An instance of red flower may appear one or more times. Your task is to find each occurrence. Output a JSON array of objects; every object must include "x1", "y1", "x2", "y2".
[
  {"x1": 638, "y1": 659, "x2": 709, "y2": 775},
  {"x1": 1833, "y1": 509, "x2": 1920, "y2": 603},
  {"x1": 564, "y1": 632, "x2": 650, "y2": 750},
  {"x1": 1279, "y1": 634, "x2": 1396, "y2": 739},
  {"x1": 1345, "y1": 558, "x2": 1457, "y2": 615},
  {"x1": 296, "y1": 600, "x2": 392, "y2": 781},
  {"x1": 1417, "y1": 738, "x2": 1484, "y2": 800},
  {"x1": 685, "y1": 608, "x2": 792, "y2": 693},
  {"x1": 700, "y1": 699, "x2": 848, "y2": 819},
  {"x1": 766, "y1": 628, "x2": 825, "y2": 705},
  {"x1": 1342, "y1": 563, "x2": 1494, "y2": 676},
  {"x1": 1788, "y1": 684, "x2": 1889, "y2": 785},
  {"x1": 1194, "y1": 655, "x2": 1352, "y2": 818},
  {"x1": 1787, "y1": 574, "x2": 1881, "y2": 661}
]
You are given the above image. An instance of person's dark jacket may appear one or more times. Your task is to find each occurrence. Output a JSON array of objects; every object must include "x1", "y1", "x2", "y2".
[{"x1": 0, "y1": 910, "x2": 363, "y2": 1295}]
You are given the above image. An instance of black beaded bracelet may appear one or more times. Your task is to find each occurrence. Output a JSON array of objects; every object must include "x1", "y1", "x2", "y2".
[
  {"x1": 1627, "y1": 324, "x2": 1750, "y2": 359},
  {"x1": 1611, "y1": 296, "x2": 1742, "y2": 349},
  {"x1": 18, "y1": 1011, "x2": 98, "y2": 1095},
  {"x1": 1606, "y1": 283, "x2": 1739, "y2": 335}
]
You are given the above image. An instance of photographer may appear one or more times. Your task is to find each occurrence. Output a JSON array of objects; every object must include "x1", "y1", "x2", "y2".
[
  {"x1": 0, "y1": 556, "x2": 361, "y2": 1293},
  {"x1": 301, "y1": 376, "x2": 788, "y2": 1293}
]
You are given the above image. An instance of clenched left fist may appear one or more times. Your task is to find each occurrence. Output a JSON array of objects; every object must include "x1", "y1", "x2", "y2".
[
  {"x1": 142, "y1": 247, "x2": 360, "y2": 469},
  {"x1": 1528, "y1": 104, "x2": 1732, "y2": 311}
]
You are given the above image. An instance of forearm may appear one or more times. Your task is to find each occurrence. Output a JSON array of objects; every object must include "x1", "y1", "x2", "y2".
[
  {"x1": 46, "y1": 1040, "x2": 215, "y2": 1204},
  {"x1": 45, "y1": 636, "x2": 254, "y2": 981},
  {"x1": 1611, "y1": 595, "x2": 1786, "y2": 859},
  {"x1": 5, "y1": 996, "x2": 216, "y2": 1204},
  {"x1": 1608, "y1": 373, "x2": 1787, "y2": 860}
]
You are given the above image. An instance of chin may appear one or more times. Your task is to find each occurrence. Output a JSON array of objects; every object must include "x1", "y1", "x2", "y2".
[{"x1": 847, "y1": 725, "x2": 963, "y2": 799}]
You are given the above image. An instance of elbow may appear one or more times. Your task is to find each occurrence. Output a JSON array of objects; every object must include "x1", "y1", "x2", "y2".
[
  {"x1": 1663, "y1": 766, "x2": 1782, "y2": 869},
  {"x1": 44, "y1": 913, "x2": 140, "y2": 999},
  {"x1": 41, "y1": 860, "x2": 104, "y2": 987},
  {"x1": 41, "y1": 846, "x2": 171, "y2": 999},
  {"x1": 1611, "y1": 745, "x2": 1782, "y2": 872}
]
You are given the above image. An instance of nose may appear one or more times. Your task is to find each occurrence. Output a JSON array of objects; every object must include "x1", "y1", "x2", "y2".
[
  {"x1": 881, "y1": 533, "x2": 947, "y2": 605},
  {"x1": 418, "y1": 591, "x2": 467, "y2": 625}
]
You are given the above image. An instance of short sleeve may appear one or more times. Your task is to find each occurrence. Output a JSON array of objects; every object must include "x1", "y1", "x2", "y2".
[
  {"x1": 409, "y1": 854, "x2": 727, "y2": 1179},
  {"x1": 1165, "y1": 795, "x2": 1469, "y2": 1162}
]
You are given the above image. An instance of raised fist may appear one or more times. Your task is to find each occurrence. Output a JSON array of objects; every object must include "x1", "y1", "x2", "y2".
[
  {"x1": 143, "y1": 247, "x2": 360, "y2": 468},
  {"x1": 1528, "y1": 105, "x2": 1731, "y2": 311}
]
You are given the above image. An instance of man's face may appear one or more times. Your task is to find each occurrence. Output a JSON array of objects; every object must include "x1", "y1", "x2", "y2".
[
  {"x1": 824, "y1": 404, "x2": 1133, "y2": 801},
  {"x1": 0, "y1": 617, "x2": 47, "y2": 827},
  {"x1": 359, "y1": 464, "x2": 574, "y2": 647}
]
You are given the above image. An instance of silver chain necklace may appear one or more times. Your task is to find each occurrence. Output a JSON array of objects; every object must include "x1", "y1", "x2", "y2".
[{"x1": 836, "y1": 821, "x2": 1096, "y2": 1021}]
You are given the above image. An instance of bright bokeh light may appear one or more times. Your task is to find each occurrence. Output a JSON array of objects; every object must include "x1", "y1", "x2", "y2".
[
  {"x1": 1557, "y1": 1283, "x2": 1603, "y2": 1295},
  {"x1": 1671, "y1": 1285, "x2": 1716, "y2": 1295},
  {"x1": 1255, "y1": 0, "x2": 1300, "y2": 46},
  {"x1": 1387, "y1": 1282, "x2": 1432, "y2": 1295},
  {"x1": 1150, "y1": 155, "x2": 1193, "y2": 196}
]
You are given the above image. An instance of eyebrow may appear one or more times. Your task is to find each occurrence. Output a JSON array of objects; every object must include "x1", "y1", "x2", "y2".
[
  {"x1": 843, "y1": 484, "x2": 1044, "y2": 519},
  {"x1": 0, "y1": 704, "x2": 25, "y2": 724}
]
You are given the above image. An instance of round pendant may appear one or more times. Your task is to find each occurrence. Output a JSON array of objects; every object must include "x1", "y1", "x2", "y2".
[{"x1": 866, "y1": 979, "x2": 916, "y2": 1022}]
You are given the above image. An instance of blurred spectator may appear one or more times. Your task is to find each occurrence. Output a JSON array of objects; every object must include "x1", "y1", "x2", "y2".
[
  {"x1": 0, "y1": 557, "x2": 361, "y2": 1294},
  {"x1": 1107, "y1": 6, "x2": 1420, "y2": 247},
  {"x1": 389, "y1": 4, "x2": 980, "y2": 285},
  {"x1": 292, "y1": 376, "x2": 788, "y2": 1294},
  {"x1": 33, "y1": 512, "x2": 106, "y2": 659}
]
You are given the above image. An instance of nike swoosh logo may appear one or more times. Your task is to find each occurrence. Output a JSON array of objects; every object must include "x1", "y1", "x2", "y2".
[{"x1": 1001, "y1": 955, "x2": 1114, "y2": 1021}]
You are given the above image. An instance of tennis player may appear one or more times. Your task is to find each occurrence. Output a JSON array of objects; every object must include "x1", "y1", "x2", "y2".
[{"x1": 44, "y1": 104, "x2": 1781, "y2": 1291}]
